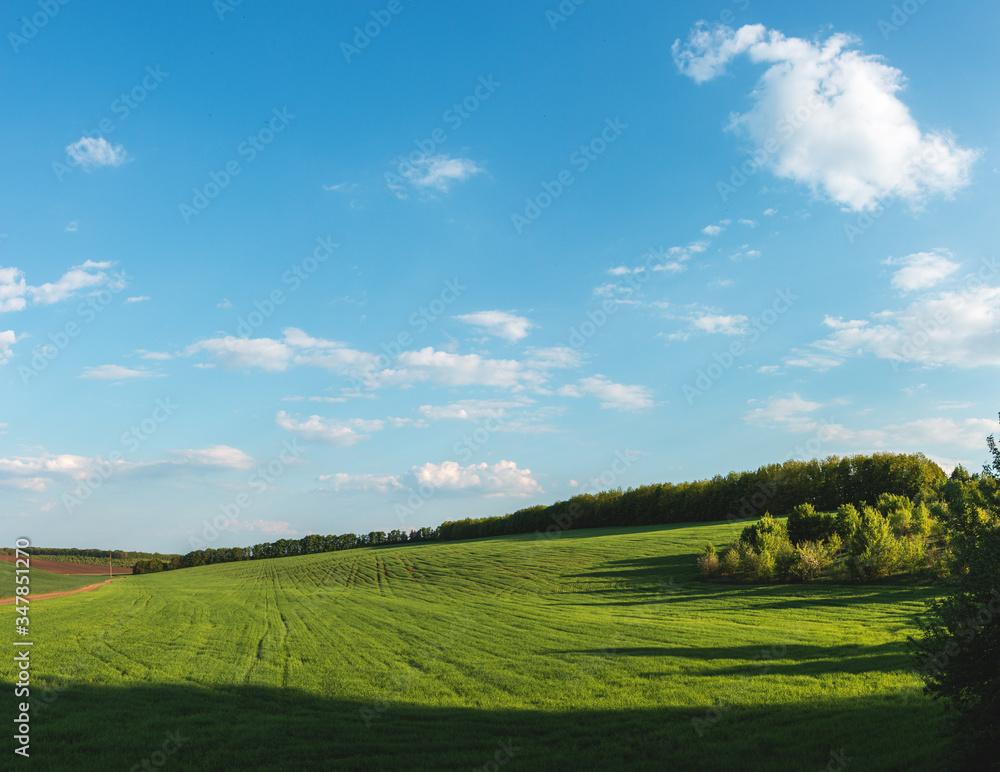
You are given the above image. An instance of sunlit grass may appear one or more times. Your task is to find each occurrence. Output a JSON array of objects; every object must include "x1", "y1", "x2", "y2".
[{"x1": 0, "y1": 522, "x2": 947, "y2": 770}]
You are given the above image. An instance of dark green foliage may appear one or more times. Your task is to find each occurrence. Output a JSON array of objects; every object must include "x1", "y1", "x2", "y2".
[
  {"x1": 836, "y1": 503, "x2": 862, "y2": 539},
  {"x1": 166, "y1": 452, "x2": 944, "y2": 573},
  {"x1": 440, "y1": 452, "x2": 944, "y2": 542},
  {"x1": 738, "y1": 512, "x2": 785, "y2": 550},
  {"x1": 910, "y1": 417, "x2": 1000, "y2": 768},
  {"x1": 787, "y1": 503, "x2": 838, "y2": 545},
  {"x1": 131, "y1": 559, "x2": 166, "y2": 574}
]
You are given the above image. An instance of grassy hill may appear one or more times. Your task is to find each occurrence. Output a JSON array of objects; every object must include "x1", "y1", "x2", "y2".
[{"x1": 0, "y1": 521, "x2": 947, "y2": 770}]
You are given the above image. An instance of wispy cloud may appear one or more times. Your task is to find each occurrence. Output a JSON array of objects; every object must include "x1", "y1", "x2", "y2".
[{"x1": 454, "y1": 310, "x2": 536, "y2": 342}]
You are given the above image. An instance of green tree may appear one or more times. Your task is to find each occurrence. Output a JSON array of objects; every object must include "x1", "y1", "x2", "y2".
[{"x1": 909, "y1": 415, "x2": 1000, "y2": 768}]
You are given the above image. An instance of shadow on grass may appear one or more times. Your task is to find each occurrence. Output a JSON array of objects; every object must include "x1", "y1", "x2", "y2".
[
  {"x1": 547, "y1": 641, "x2": 909, "y2": 676},
  {"x1": 11, "y1": 680, "x2": 949, "y2": 771},
  {"x1": 564, "y1": 555, "x2": 943, "y2": 611}
]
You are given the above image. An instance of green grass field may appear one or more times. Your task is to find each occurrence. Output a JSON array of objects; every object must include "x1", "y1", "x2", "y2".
[
  {"x1": 1, "y1": 521, "x2": 948, "y2": 770},
  {"x1": 0, "y1": 561, "x2": 110, "y2": 599}
]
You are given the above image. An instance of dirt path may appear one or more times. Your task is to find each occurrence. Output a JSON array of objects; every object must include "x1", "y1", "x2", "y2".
[{"x1": 0, "y1": 578, "x2": 116, "y2": 605}]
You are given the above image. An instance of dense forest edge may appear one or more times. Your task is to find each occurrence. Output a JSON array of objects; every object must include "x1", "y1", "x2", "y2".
[{"x1": 126, "y1": 450, "x2": 958, "y2": 573}]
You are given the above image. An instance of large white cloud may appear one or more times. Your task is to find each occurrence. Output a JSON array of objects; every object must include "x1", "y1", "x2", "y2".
[{"x1": 674, "y1": 23, "x2": 978, "y2": 210}]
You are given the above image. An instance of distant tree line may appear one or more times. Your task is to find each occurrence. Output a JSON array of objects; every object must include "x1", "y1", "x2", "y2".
[
  {"x1": 0, "y1": 547, "x2": 178, "y2": 561},
  {"x1": 139, "y1": 452, "x2": 941, "y2": 574},
  {"x1": 135, "y1": 527, "x2": 440, "y2": 573},
  {"x1": 437, "y1": 452, "x2": 944, "y2": 541}
]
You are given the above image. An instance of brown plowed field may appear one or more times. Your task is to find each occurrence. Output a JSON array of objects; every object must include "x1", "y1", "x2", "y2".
[{"x1": 0, "y1": 554, "x2": 132, "y2": 575}]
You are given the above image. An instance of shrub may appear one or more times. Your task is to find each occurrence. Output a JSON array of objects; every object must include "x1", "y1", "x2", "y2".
[
  {"x1": 848, "y1": 507, "x2": 904, "y2": 579},
  {"x1": 789, "y1": 541, "x2": 829, "y2": 582},
  {"x1": 877, "y1": 493, "x2": 914, "y2": 535},
  {"x1": 912, "y1": 502, "x2": 932, "y2": 537},
  {"x1": 739, "y1": 512, "x2": 786, "y2": 550},
  {"x1": 697, "y1": 542, "x2": 720, "y2": 578},
  {"x1": 719, "y1": 544, "x2": 741, "y2": 576},
  {"x1": 836, "y1": 503, "x2": 862, "y2": 541},
  {"x1": 773, "y1": 539, "x2": 799, "y2": 581}
]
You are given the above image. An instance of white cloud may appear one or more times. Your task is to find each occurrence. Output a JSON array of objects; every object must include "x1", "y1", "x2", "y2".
[
  {"x1": 744, "y1": 393, "x2": 823, "y2": 431},
  {"x1": 79, "y1": 365, "x2": 160, "y2": 380},
  {"x1": 30, "y1": 261, "x2": 113, "y2": 305},
  {"x1": 137, "y1": 350, "x2": 173, "y2": 361},
  {"x1": 65, "y1": 136, "x2": 128, "y2": 169},
  {"x1": 238, "y1": 519, "x2": 298, "y2": 534},
  {"x1": 739, "y1": 218, "x2": 758, "y2": 227},
  {"x1": 275, "y1": 411, "x2": 387, "y2": 446},
  {"x1": 0, "y1": 329, "x2": 16, "y2": 364},
  {"x1": 186, "y1": 335, "x2": 293, "y2": 372},
  {"x1": 389, "y1": 154, "x2": 484, "y2": 197},
  {"x1": 419, "y1": 399, "x2": 524, "y2": 421},
  {"x1": 319, "y1": 472, "x2": 403, "y2": 493},
  {"x1": 691, "y1": 313, "x2": 748, "y2": 336},
  {"x1": 744, "y1": 392, "x2": 995, "y2": 452},
  {"x1": 763, "y1": 208, "x2": 777, "y2": 216},
  {"x1": 392, "y1": 347, "x2": 541, "y2": 390},
  {"x1": 65, "y1": 220, "x2": 79, "y2": 232},
  {"x1": 0, "y1": 452, "x2": 124, "y2": 491},
  {"x1": 665, "y1": 307, "x2": 749, "y2": 340},
  {"x1": 0, "y1": 477, "x2": 49, "y2": 492},
  {"x1": 217, "y1": 298, "x2": 232, "y2": 309},
  {"x1": 523, "y1": 346, "x2": 583, "y2": 370},
  {"x1": 791, "y1": 282, "x2": 1000, "y2": 370},
  {"x1": 125, "y1": 296, "x2": 150, "y2": 304},
  {"x1": 673, "y1": 23, "x2": 979, "y2": 210},
  {"x1": 454, "y1": 310, "x2": 535, "y2": 342},
  {"x1": 559, "y1": 375, "x2": 653, "y2": 411},
  {"x1": 885, "y1": 249, "x2": 959, "y2": 292},
  {"x1": 702, "y1": 224, "x2": 724, "y2": 236},
  {"x1": 411, "y1": 459, "x2": 542, "y2": 497},
  {"x1": 0, "y1": 267, "x2": 28, "y2": 313},
  {"x1": 167, "y1": 445, "x2": 255, "y2": 469}
]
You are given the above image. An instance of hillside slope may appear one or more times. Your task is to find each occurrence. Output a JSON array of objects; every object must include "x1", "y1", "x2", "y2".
[{"x1": 0, "y1": 522, "x2": 947, "y2": 771}]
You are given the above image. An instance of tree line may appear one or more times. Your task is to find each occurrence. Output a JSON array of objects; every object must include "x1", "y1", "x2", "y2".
[
  {"x1": 133, "y1": 452, "x2": 941, "y2": 574},
  {"x1": 437, "y1": 452, "x2": 944, "y2": 541},
  {"x1": 132, "y1": 527, "x2": 440, "y2": 573}
]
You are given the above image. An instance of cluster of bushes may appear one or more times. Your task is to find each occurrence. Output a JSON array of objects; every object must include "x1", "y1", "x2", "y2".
[
  {"x1": 698, "y1": 493, "x2": 947, "y2": 583},
  {"x1": 132, "y1": 558, "x2": 177, "y2": 575}
]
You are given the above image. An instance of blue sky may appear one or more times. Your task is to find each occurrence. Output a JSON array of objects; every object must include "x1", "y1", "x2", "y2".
[{"x1": 3, "y1": 0, "x2": 999, "y2": 552}]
